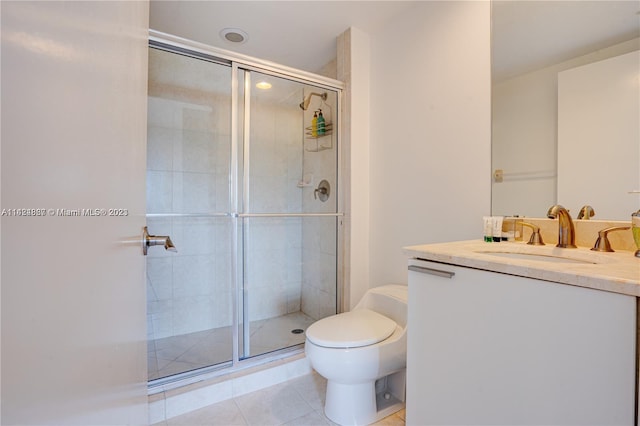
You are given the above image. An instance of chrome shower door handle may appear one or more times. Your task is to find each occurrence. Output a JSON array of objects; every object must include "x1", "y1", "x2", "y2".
[{"x1": 143, "y1": 226, "x2": 177, "y2": 255}]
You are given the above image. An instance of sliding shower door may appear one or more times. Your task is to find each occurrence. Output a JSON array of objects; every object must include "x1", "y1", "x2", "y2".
[
  {"x1": 146, "y1": 43, "x2": 341, "y2": 384},
  {"x1": 146, "y1": 47, "x2": 235, "y2": 381},
  {"x1": 240, "y1": 71, "x2": 339, "y2": 359}
]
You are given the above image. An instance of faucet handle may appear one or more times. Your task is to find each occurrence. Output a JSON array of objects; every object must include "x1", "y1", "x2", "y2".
[
  {"x1": 577, "y1": 205, "x2": 595, "y2": 220},
  {"x1": 521, "y1": 222, "x2": 545, "y2": 246},
  {"x1": 590, "y1": 226, "x2": 630, "y2": 252}
]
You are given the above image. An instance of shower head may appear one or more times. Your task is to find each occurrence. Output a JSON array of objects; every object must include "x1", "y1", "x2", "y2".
[
  {"x1": 299, "y1": 98, "x2": 311, "y2": 111},
  {"x1": 299, "y1": 92, "x2": 327, "y2": 110}
]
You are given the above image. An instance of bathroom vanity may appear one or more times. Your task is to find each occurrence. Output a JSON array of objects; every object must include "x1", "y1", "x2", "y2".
[{"x1": 404, "y1": 240, "x2": 639, "y2": 425}]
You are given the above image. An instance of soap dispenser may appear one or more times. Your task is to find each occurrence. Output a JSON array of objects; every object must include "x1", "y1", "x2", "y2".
[{"x1": 317, "y1": 109, "x2": 325, "y2": 136}]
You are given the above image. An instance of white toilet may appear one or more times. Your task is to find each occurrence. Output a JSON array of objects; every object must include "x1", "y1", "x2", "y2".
[{"x1": 305, "y1": 284, "x2": 408, "y2": 425}]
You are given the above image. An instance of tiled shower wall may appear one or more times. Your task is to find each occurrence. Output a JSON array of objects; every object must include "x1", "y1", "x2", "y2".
[
  {"x1": 146, "y1": 46, "x2": 234, "y2": 339},
  {"x1": 244, "y1": 98, "x2": 304, "y2": 322},
  {"x1": 146, "y1": 48, "x2": 338, "y2": 341},
  {"x1": 300, "y1": 92, "x2": 338, "y2": 321}
]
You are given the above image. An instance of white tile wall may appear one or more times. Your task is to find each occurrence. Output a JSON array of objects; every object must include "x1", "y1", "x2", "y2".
[
  {"x1": 147, "y1": 48, "x2": 234, "y2": 339},
  {"x1": 147, "y1": 48, "x2": 338, "y2": 351},
  {"x1": 300, "y1": 88, "x2": 339, "y2": 320}
]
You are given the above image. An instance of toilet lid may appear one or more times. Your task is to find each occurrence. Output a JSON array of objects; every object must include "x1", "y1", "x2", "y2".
[{"x1": 306, "y1": 309, "x2": 397, "y2": 349}]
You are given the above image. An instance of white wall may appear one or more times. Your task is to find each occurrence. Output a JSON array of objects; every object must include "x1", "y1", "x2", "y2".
[{"x1": 366, "y1": 1, "x2": 492, "y2": 288}]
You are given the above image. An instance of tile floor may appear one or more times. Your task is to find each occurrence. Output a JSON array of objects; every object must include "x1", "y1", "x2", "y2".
[
  {"x1": 149, "y1": 312, "x2": 317, "y2": 381},
  {"x1": 151, "y1": 371, "x2": 406, "y2": 426}
]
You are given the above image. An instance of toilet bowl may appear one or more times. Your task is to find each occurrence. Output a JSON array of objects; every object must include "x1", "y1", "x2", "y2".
[{"x1": 305, "y1": 285, "x2": 408, "y2": 425}]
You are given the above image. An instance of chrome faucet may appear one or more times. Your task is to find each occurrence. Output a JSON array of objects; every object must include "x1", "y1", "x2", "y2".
[{"x1": 547, "y1": 205, "x2": 577, "y2": 248}]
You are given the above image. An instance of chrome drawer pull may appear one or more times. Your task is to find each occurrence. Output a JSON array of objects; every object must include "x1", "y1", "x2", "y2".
[{"x1": 408, "y1": 265, "x2": 455, "y2": 278}]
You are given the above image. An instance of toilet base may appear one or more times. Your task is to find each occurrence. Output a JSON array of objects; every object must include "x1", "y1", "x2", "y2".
[
  {"x1": 325, "y1": 381, "x2": 377, "y2": 425},
  {"x1": 324, "y1": 370, "x2": 406, "y2": 425}
]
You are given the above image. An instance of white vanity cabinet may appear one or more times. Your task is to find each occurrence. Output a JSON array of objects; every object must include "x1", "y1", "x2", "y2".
[{"x1": 406, "y1": 258, "x2": 636, "y2": 425}]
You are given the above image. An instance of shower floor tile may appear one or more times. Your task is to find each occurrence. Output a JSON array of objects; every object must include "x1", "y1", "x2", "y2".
[{"x1": 148, "y1": 311, "x2": 316, "y2": 381}]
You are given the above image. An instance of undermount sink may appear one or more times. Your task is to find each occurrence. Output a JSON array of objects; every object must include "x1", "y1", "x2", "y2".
[{"x1": 477, "y1": 251, "x2": 596, "y2": 264}]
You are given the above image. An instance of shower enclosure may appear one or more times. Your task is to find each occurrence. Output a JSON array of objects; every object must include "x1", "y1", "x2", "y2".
[{"x1": 145, "y1": 34, "x2": 343, "y2": 387}]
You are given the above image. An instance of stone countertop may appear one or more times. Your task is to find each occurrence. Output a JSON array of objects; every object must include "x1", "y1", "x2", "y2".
[{"x1": 404, "y1": 240, "x2": 640, "y2": 297}]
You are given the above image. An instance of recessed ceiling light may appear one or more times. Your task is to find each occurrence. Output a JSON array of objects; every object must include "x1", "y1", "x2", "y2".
[
  {"x1": 256, "y1": 81, "x2": 272, "y2": 90},
  {"x1": 219, "y1": 28, "x2": 248, "y2": 44}
]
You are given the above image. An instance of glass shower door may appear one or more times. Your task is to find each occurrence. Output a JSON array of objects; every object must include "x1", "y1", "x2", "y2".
[
  {"x1": 146, "y1": 43, "x2": 342, "y2": 383},
  {"x1": 146, "y1": 47, "x2": 234, "y2": 381},
  {"x1": 240, "y1": 70, "x2": 339, "y2": 359}
]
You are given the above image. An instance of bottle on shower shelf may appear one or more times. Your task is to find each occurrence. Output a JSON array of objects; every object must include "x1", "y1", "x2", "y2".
[
  {"x1": 311, "y1": 110, "x2": 318, "y2": 137},
  {"x1": 317, "y1": 109, "x2": 326, "y2": 136}
]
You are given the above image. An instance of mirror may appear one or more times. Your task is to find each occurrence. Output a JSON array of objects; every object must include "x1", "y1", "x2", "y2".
[{"x1": 491, "y1": 1, "x2": 639, "y2": 220}]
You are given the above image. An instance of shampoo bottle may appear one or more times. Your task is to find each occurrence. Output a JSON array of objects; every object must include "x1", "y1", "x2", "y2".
[
  {"x1": 317, "y1": 109, "x2": 325, "y2": 136},
  {"x1": 311, "y1": 111, "x2": 318, "y2": 137}
]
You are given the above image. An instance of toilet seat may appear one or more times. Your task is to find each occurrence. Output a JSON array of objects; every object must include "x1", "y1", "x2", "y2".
[{"x1": 306, "y1": 309, "x2": 397, "y2": 348}]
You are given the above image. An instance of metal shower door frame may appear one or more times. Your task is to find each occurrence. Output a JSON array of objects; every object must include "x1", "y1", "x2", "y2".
[
  {"x1": 148, "y1": 30, "x2": 345, "y2": 393},
  {"x1": 234, "y1": 64, "x2": 344, "y2": 360}
]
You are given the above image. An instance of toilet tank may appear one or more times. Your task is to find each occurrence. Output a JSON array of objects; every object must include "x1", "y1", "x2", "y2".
[{"x1": 355, "y1": 284, "x2": 407, "y2": 328}]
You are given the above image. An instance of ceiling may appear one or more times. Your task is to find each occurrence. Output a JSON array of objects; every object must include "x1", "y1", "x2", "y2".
[
  {"x1": 149, "y1": 1, "x2": 417, "y2": 74},
  {"x1": 492, "y1": 1, "x2": 640, "y2": 82},
  {"x1": 150, "y1": 1, "x2": 640, "y2": 80}
]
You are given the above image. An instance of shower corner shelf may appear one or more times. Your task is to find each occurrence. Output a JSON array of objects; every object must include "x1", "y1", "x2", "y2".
[
  {"x1": 305, "y1": 137, "x2": 332, "y2": 152},
  {"x1": 305, "y1": 131, "x2": 333, "y2": 138},
  {"x1": 304, "y1": 122, "x2": 333, "y2": 152},
  {"x1": 305, "y1": 122, "x2": 333, "y2": 137}
]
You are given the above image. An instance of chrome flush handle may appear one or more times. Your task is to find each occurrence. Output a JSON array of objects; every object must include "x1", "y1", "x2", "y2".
[{"x1": 143, "y1": 226, "x2": 177, "y2": 255}]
